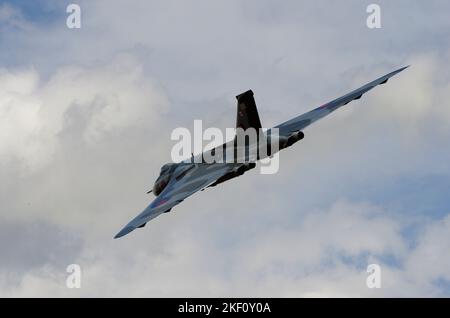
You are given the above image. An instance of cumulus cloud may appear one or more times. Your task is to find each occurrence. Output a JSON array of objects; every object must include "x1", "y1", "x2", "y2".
[
  {"x1": 1, "y1": 0, "x2": 450, "y2": 297},
  {"x1": 2, "y1": 199, "x2": 450, "y2": 297},
  {"x1": 405, "y1": 215, "x2": 450, "y2": 288},
  {"x1": 0, "y1": 55, "x2": 168, "y2": 171}
]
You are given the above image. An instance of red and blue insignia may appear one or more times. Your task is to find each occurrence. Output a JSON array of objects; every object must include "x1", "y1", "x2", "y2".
[{"x1": 151, "y1": 198, "x2": 168, "y2": 208}]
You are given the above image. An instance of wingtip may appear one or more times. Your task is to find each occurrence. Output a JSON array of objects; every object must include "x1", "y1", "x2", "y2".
[
  {"x1": 398, "y1": 65, "x2": 410, "y2": 72},
  {"x1": 386, "y1": 65, "x2": 410, "y2": 79}
]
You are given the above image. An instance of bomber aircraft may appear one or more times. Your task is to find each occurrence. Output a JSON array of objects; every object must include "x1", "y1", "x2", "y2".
[{"x1": 114, "y1": 66, "x2": 408, "y2": 238}]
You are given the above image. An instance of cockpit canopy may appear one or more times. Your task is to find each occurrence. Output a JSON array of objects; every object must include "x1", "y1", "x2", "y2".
[
  {"x1": 152, "y1": 163, "x2": 177, "y2": 196},
  {"x1": 160, "y1": 163, "x2": 175, "y2": 176}
]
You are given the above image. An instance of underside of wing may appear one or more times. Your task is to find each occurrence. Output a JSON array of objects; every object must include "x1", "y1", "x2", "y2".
[
  {"x1": 114, "y1": 163, "x2": 237, "y2": 238},
  {"x1": 275, "y1": 66, "x2": 409, "y2": 137}
]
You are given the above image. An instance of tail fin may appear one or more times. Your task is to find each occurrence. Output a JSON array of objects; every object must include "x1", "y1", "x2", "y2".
[{"x1": 235, "y1": 90, "x2": 262, "y2": 130}]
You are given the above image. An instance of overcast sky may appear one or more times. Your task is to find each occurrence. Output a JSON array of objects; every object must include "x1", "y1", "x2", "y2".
[{"x1": 1, "y1": 0, "x2": 450, "y2": 297}]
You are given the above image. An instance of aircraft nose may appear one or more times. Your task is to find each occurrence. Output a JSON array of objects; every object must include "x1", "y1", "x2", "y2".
[{"x1": 114, "y1": 225, "x2": 135, "y2": 239}]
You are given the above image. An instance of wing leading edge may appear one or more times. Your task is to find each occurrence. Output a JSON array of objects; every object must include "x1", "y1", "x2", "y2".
[
  {"x1": 274, "y1": 66, "x2": 409, "y2": 137},
  {"x1": 114, "y1": 163, "x2": 238, "y2": 238}
]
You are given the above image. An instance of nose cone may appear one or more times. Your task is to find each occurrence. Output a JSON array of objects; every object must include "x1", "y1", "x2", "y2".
[{"x1": 114, "y1": 225, "x2": 135, "y2": 239}]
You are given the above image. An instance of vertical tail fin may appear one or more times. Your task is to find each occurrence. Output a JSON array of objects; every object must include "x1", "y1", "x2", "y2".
[{"x1": 235, "y1": 90, "x2": 262, "y2": 130}]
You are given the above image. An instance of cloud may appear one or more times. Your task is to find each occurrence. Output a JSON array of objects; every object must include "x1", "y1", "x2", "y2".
[
  {"x1": 0, "y1": 220, "x2": 82, "y2": 275},
  {"x1": 2, "y1": 198, "x2": 449, "y2": 297},
  {"x1": 0, "y1": 3, "x2": 26, "y2": 29},
  {"x1": 1, "y1": 0, "x2": 450, "y2": 297},
  {"x1": 0, "y1": 55, "x2": 169, "y2": 171},
  {"x1": 405, "y1": 215, "x2": 450, "y2": 288},
  {"x1": 235, "y1": 200, "x2": 405, "y2": 273}
]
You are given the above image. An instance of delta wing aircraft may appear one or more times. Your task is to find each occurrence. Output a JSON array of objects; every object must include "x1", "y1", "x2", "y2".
[{"x1": 114, "y1": 66, "x2": 408, "y2": 238}]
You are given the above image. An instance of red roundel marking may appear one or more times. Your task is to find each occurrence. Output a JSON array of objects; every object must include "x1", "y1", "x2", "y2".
[
  {"x1": 156, "y1": 199, "x2": 168, "y2": 207},
  {"x1": 151, "y1": 198, "x2": 168, "y2": 208}
]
